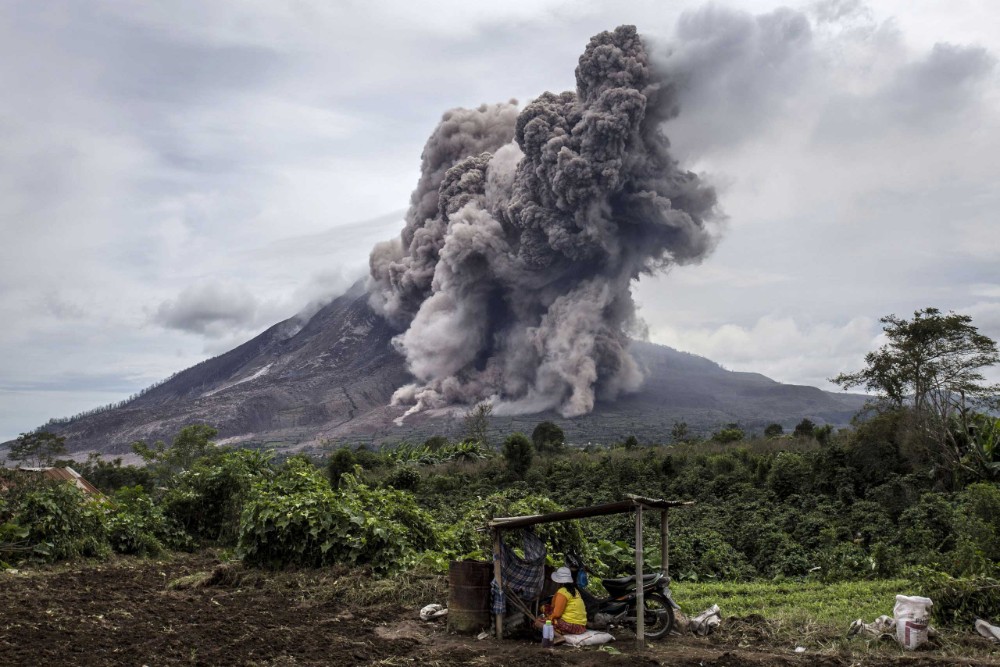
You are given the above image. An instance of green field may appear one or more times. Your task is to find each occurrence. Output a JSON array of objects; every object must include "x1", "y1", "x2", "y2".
[{"x1": 674, "y1": 578, "x2": 914, "y2": 626}]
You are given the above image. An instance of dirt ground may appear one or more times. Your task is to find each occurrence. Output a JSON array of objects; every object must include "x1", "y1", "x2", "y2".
[{"x1": 2, "y1": 554, "x2": 999, "y2": 667}]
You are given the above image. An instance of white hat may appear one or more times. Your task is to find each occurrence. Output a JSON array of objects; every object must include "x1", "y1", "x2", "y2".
[{"x1": 551, "y1": 566, "x2": 573, "y2": 584}]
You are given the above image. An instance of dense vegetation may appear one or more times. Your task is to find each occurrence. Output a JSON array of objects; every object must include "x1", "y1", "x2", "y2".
[{"x1": 2, "y1": 307, "x2": 998, "y2": 628}]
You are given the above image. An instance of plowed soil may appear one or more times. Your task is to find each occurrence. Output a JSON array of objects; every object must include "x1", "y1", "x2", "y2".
[{"x1": 2, "y1": 554, "x2": 999, "y2": 666}]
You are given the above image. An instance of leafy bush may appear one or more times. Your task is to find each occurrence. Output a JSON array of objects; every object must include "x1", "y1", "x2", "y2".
[
  {"x1": 162, "y1": 448, "x2": 273, "y2": 544},
  {"x1": 531, "y1": 421, "x2": 565, "y2": 452},
  {"x1": 326, "y1": 448, "x2": 356, "y2": 489},
  {"x1": 712, "y1": 427, "x2": 744, "y2": 443},
  {"x1": 897, "y1": 493, "x2": 959, "y2": 563},
  {"x1": 794, "y1": 419, "x2": 816, "y2": 438},
  {"x1": 957, "y1": 483, "x2": 1000, "y2": 562},
  {"x1": 4, "y1": 480, "x2": 108, "y2": 562},
  {"x1": 106, "y1": 486, "x2": 192, "y2": 556},
  {"x1": 74, "y1": 455, "x2": 152, "y2": 493},
  {"x1": 669, "y1": 528, "x2": 756, "y2": 581},
  {"x1": 503, "y1": 433, "x2": 533, "y2": 478},
  {"x1": 767, "y1": 452, "x2": 809, "y2": 500},
  {"x1": 385, "y1": 466, "x2": 420, "y2": 491},
  {"x1": 237, "y1": 459, "x2": 437, "y2": 571},
  {"x1": 438, "y1": 489, "x2": 584, "y2": 561},
  {"x1": 916, "y1": 569, "x2": 1000, "y2": 626}
]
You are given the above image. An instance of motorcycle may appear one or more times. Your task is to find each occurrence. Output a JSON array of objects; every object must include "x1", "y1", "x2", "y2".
[{"x1": 565, "y1": 553, "x2": 679, "y2": 639}]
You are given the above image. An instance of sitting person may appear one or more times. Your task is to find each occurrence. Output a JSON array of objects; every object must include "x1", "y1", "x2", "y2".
[{"x1": 534, "y1": 566, "x2": 588, "y2": 636}]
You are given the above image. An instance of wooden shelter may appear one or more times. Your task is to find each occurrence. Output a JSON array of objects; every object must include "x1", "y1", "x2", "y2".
[{"x1": 487, "y1": 494, "x2": 693, "y2": 648}]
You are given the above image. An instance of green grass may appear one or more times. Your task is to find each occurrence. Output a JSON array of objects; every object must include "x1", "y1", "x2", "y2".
[
  {"x1": 673, "y1": 578, "x2": 915, "y2": 627},
  {"x1": 671, "y1": 578, "x2": 1000, "y2": 661}
]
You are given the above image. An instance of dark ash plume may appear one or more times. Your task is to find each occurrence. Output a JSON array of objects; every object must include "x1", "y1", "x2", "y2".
[{"x1": 368, "y1": 25, "x2": 718, "y2": 418}]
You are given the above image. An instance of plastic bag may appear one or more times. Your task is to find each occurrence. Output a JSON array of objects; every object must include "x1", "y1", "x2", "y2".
[{"x1": 563, "y1": 630, "x2": 615, "y2": 646}]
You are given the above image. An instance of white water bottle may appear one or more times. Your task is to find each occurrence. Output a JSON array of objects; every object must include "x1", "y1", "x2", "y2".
[{"x1": 542, "y1": 620, "x2": 554, "y2": 647}]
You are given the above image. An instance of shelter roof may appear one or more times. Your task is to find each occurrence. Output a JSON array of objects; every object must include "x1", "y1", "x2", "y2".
[
  {"x1": 488, "y1": 494, "x2": 693, "y2": 531},
  {"x1": 6, "y1": 466, "x2": 102, "y2": 496}
]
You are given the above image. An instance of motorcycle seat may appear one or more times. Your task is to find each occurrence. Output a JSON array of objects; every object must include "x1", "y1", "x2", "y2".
[{"x1": 602, "y1": 572, "x2": 663, "y2": 588}]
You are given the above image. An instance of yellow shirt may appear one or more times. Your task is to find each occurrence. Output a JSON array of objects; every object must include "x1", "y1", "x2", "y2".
[{"x1": 555, "y1": 587, "x2": 587, "y2": 626}]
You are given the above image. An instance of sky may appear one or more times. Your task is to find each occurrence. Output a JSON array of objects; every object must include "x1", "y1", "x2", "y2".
[{"x1": 1, "y1": 0, "x2": 998, "y2": 441}]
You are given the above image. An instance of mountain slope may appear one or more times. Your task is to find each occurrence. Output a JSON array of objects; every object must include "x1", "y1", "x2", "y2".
[{"x1": 29, "y1": 284, "x2": 867, "y2": 455}]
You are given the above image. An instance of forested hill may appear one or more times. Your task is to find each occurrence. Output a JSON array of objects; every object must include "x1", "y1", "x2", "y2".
[{"x1": 18, "y1": 284, "x2": 867, "y2": 456}]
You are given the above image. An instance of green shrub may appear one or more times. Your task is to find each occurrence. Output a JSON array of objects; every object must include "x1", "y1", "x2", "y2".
[
  {"x1": 669, "y1": 528, "x2": 755, "y2": 581},
  {"x1": 916, "y1": 569, "x2": 1000, "y2": 626},
  {"x1": 897, "y1": 493, "x2": 959, "y2": 564},
  {"x1": 438, "y1": 489, "x2": 583, "y2": 560},
  {"x1": 162, "y1": 448, "x2": 273, "y2": 544},
  {"x1": 764, "y1": 423, "x2": 784, "y2": 438},
  {"x1": 74, "y1": 455, "x2": 152, "y2": 493},
  {"x1": 9, "y1": 481, "x2": 108, "y2": 562},
  {"x1": 957, "y1": 482, "x2": 1000, "y2": 562},
  {"x1": 237, "y1": 459, "x2": 437, "y2": 571},
  {"x1": 385, "y1": 466, "x2": 421, "y2": 491},
  {"x1": 767, "y1": 452, "x2": 809, "y2": 500},
  {"x1": 531, "y1": 421, "x2": 565, "y2": 452},
  {"x1": 326, "y1": 448, "x2": 356, "y2": 489},
  {"x1": 107, "y1": 486, "x2": 192, "y2": 556},
  {"x1": 503, "y1": 433, "x2": 533, "y2": 478},
  {"x1": 794, "y1": 418, "x2": 816, "y2": 438}
]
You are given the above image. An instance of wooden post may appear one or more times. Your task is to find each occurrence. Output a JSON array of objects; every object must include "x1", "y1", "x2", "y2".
[
  {"x1": 635, "y1": 504, "x2": 645, "y2": 649},
  {"x1": 660, "y1": 509, "x2": 669, "y2": 580},
  {"x1": 492, "y1": 529, "x2": 504, "y2": 639}
]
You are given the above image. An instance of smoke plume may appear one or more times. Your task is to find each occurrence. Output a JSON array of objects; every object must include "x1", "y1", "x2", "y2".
[{"x1": 368, "y1": 25, "x2": 718, "y2": 418}]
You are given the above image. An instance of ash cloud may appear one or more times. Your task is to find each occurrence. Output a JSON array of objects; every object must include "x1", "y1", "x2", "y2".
[
  {"x1": 368, "y1": 25, "x2": 719, "y2": 418},
  {"x1": 154, "y1": 282, "x2": 259, "y2": 338}
]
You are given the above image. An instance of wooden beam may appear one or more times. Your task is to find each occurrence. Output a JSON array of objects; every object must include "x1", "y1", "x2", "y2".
[
  {"x1": 488, "y1": 497, "x2": 693, "y2": 531},
  {"x1": 492, "y1": 529, "x2": 503, "y2": 639},
  {"x1": 661, "y1": 509, "x2": 669, "y2": 579},
  {"x1": 635, "y1": 504, "x2": 645, "y2": 649}
]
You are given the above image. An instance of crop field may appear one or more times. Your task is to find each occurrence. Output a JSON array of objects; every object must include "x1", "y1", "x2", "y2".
[{"x1": 3, "y1": 552, "x2": 1000, "y2": 667}]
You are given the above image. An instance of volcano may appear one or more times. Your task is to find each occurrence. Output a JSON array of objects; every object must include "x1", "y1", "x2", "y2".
[{"x1": 24, "y1": 282, "x2": 866, "y2": 458}]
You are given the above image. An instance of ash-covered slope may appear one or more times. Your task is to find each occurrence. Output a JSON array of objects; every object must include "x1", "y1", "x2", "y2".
[
  {"x1": 32, "y1": 282, "x2": 866, "y2": 456},
  {"x1": 46, "y1": 282, "x2": 411, "y2": 456}
]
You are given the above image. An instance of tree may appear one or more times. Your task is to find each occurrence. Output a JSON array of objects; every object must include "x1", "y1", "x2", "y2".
[
  {"x1": 712, "y1": 424, "x2": 745, "y2": 443},
  {"x1": 503, "y1": 433, "x2": 533, "y2": 478},
  {"x1": 132, "y1": 424, "x2": 219, "y2": 483},
  {"x1": 670, "y1": 421, "x2": 691, "y2": 444},
  {"x1": 794, "y1": 418, "x2": 816, "y2": 439},
  {"x1": 8, "y1": 431, "x2": 67, "y2": 467},
  {"x1": 764, "y1": 423, "x2": 784, "y2": 439},
  {"x1": 326, "y1": 448, "x2": 356, "y2": 489},
  {"x1": 463, "y1": 402, "x2": 493, "y2": 447},
  {"x1": 832, "y1": 308, "x2": 1000, "y2": 467},
  {"x1": 622, "y1": 435, "x2": 640, "y2": 449},
  {"x1": 814, "y1": 423, "x2": 834, "y2": 446},
  {"x1": 531, "y1": 421, "x2": 565, "y2": 452}
]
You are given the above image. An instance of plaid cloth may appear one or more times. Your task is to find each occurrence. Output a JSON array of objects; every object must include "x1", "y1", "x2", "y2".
[{"x1": 490, "y1": 529, "x2": 547, "y2": 615}]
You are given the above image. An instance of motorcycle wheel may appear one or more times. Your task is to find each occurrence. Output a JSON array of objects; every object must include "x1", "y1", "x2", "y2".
[{"x1": 638, "y1": 592, "x2": 675, "y2": 640}]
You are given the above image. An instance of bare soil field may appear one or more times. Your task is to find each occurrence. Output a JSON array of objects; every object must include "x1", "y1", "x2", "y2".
[{"x1": 2, "y1": 553, "x2": 998, "y2": 666}]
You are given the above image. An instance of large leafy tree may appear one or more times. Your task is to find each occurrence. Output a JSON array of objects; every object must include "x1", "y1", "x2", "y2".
[
  {"x1": 832, "y1": 308, "x2": 999, "y2": 468},
  {"x1": 132, "y1": 424, "x2": 219, "y2": 484},
  {"x1": 531, "y1": 421, "x2": 565, "y2": 452},
  {"x1": 8, "y1": 431, "x2": 67, "y2": 467}
]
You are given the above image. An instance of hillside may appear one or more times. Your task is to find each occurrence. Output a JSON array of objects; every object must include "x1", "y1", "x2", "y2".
[{"x1": 20, "y1": 284, "x2": 867, "y2": 456}]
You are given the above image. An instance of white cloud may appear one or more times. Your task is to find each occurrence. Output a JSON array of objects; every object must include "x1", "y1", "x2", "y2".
[
  {"x1": 153, "y1": 282, "x2": 261, "y2": 338},
  {"x1": 650, "y1": 315, "x2": 878, "y2": 389}
]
